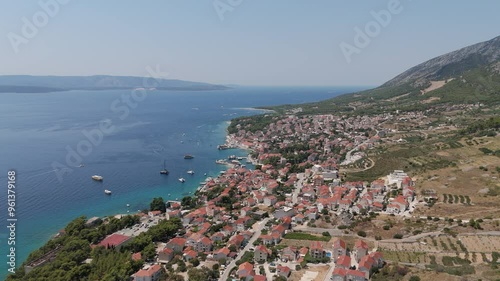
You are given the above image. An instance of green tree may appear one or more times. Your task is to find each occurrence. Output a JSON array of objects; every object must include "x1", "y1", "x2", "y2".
[
  {"x1": 191, "y1": 258, "x2": 200, "y2": 267},
  {"x1": 65, "y1": 216, "x2": 87, "y2": 236},
  {"x1": 142, "y1": 243, "x2": 156, "y2": 261},
  {"x1": 150, "y1": 197, "x2": 166, "y2": 212}
]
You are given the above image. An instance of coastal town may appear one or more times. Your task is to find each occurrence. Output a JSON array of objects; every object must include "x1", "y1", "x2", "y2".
[{"x1": 18, "y1": 107, "x2": 499, "y2": 281}]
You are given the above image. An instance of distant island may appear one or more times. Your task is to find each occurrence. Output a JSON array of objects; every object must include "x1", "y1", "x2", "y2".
[{"x1": 0, "y1": 75, "x2": 230, "y2": 93}]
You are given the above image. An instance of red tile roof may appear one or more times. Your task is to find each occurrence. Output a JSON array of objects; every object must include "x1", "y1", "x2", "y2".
[
  {"x1": 168, "y1": 237, "x2": 186, "y2": 247},
  {"x1": 98, "y1": 233, "x2": 131, "y2": 248},
  {"x1": 332, "y1": 268, "x2": 347, "y2": 276},
  {"x1": 185, "y1": 250, "x2": 197, "y2": 258},
  {"x1": 162, "y1": 248, "x2": 173, "y2": 255},
  {"x1": 310, "y1": 241, "x2": 323, "y2": 251},
  {"x1": 253, "y1": 275, "x2": 267, "y2": 281},
  {"x1": 238, "y1": 262, "x2": 254, "y2": 277},
  {"x1": 132, "y1": 252, "x2": 142, "y2": 261},
  {"x1": 359, "y1": 255, "x2": 375, "y2": 269},
  {"x1": 255, "y1": 244, "x2": 271, "y2": 254},
  {"x1": 134, "y1": 264, "x2": 162, "y2": 277},
  {"x1": 217, "y1": 247, "x2": 230, "y2": 256},
  {"x1": 200, "y1": 237, "x2": 212, "y2": 246},
  {"x1": 355, "y1": 240, "x2": 369, "y2": 250},
  {"x1": 277, "y1": 265, "x2": 291, "y2": 273},
  {"x1": 333, "y1": 238, "x2": 346, "y2": 249},
  {"x1": 347, "y1": 269, "x2": 366, "y2": 278},
  {"x1": 337, "y1": 255, "x2": 351, "y2": 268}
]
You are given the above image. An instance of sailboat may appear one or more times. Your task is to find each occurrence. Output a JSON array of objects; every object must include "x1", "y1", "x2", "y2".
[{"x1": 160, "y1": 160, "x2": 169, "y2": 175}]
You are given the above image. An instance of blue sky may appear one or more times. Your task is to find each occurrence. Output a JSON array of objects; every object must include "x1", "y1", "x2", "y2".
[{"x1": 0, "y1": 0, "x2": 499, "y2": 86}]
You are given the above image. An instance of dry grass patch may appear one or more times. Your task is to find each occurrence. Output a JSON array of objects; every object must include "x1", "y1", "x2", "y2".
[{"x1": 460, "y1": 235, "x2": 500, "y2": 253}]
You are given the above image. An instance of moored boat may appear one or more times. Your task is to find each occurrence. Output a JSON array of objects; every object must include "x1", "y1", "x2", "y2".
[
  {"x1": 215, "y1": 159, "x2": 228, "y2": 165},
  {"x1": 160, "y1": 160, "x2": 169, "y2": 175},
  {"x1": 92, "y1": 175, "x2": 103, "y2": 181},
  {"x1": 104, "y1": 189, "x2": 111, "y2": 195}
]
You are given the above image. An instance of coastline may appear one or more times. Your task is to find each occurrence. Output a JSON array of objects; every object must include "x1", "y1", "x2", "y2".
[
  {"x1": 12, "y1": 118, "x2": 254, "y2": 268},
  {"x1": 229, "y1": 107, "x2": 276, "y2": 114},
  {"x1": 2, "y1": 87, "x2": 359, "y2": 280}
]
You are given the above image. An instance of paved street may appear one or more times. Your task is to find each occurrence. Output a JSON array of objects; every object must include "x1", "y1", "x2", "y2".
[
  {"x1": 322, "y1": 262, "x2": 336, "y2": 281},
  {"x1": 219, "y1": 218, "x2": 269, "y2": 281},
  {"x1": 292, "y1": 173, "x2": 305, "y2": 204}
]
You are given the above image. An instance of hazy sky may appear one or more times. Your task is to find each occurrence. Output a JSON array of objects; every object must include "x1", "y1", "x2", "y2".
[{"x1": 0, "y1": 0, "x2": 499, "y2": 86}]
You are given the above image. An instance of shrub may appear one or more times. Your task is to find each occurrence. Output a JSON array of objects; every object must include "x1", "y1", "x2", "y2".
[
  {"x1": 191, "y1": 258, "x2": 200, "y2": 267},
  {"x1": 393, "y1": 234, "x2": 403, "y2": 239},
  {"x1": 357, "y1": 231, "x2": 367, "y2": 237},
  {"x1": 409, "y1": 276, "x2": 421, "y2": 281}
]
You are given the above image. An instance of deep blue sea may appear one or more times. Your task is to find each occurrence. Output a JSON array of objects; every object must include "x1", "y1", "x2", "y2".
[{"x1": 0, "y1": 86, "x2": 366, "y2": 279}]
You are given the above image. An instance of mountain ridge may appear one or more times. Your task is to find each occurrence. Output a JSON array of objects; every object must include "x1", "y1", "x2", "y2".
[
  {"x1": 265, "y1": 35, "x2": 500, "y2": 115},
  {"x1": 383, "y1": 35, "x2": 500, "y2": 88}
]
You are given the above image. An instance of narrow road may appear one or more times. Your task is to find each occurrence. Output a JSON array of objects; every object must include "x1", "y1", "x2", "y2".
[
  {"x1": 219, "y1": 218, "x2": 270, "y2": 281},
  {"x1": 263, "y1": 262, "x2": 273, "y2": 281},
  {"x1": 292, "y1": 173, "x2": 305, "y2": 204},
  {"x1": 322, "y1": 262, "x2": 336, "y2": 281},
  {"x1": 341, "y1": 129, "x2": 380, "y2": 166}
]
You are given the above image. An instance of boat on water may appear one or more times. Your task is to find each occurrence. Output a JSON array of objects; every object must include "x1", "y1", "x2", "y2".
[
  {"x1": 178, "y1": 178, "x2": 186, "y2": 183},
  {"x1": 92, "y1": 175, "x2": 103, "y2": 181},
  {"x1": 217, "y1": 144, "x2": 229, "y2": 150},
  {"x1": 160, "y1": 160, "x2": 169, "y2": 175},
  {"x1": 237, "y1": 157, "x2": 244, "y2": 160},
  {"x1": 184, "y1": 154, "x2": 194, "y2": 159},
  {"x1": 79, "y1": 164, "x2": 85, "y2": 168},
  {"x1": 215, "y1": 159, "x2": 227, "y2": 165},
  {"x1": 228, "y1": 155, "x2": 237, "y2": 160},
  {"x1": 187, "y1": 170, "x2": 195, "y2": 175},
  {"x1": 104, "y1": 189, "x2": 111, "y2": 195}
]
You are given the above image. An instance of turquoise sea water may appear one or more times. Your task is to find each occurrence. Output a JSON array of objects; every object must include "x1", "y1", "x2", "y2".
[{"x1": 0, "y1": 86, "x2": 366, "y2": 279}]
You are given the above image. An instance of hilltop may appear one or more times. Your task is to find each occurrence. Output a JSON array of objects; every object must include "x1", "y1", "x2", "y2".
[{"x1": 267, "y1": 35, "x2": 500, "y2": 115}]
